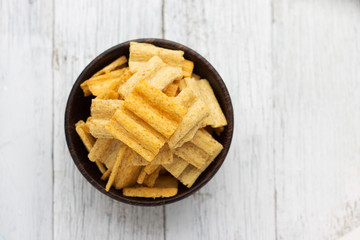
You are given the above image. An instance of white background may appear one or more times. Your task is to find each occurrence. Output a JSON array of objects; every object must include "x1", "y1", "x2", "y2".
[{"x1": 1, "y1": 0, "x2": 360, "y2": 239}]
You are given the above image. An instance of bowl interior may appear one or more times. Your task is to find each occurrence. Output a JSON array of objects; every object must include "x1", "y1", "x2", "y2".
[{"x1": 65, "y1": 39, "x2": 234, "y2": 206}]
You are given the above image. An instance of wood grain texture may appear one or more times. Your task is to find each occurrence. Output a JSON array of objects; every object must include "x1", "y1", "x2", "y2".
[
  {"x1": 0, "y1": 0, "x2": 53, "y2": 239},
  {"x1": 163, "y1": 0, "x2": 276, "y2": 239},
  {"x1": 53, "y1": 1, "x2": 164, "y2": 239},
  {"x1": 272, "y1": 0, "x2": 360, "y2": 239}
]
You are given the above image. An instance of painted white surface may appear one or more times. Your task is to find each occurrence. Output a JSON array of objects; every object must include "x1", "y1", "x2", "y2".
[
  {"x1": 340, "y1": 226, "x2": 360, "y2": 240},
  {"x1": 0, "y1": 0, "x2": 360, "y2": 239},
  {"x1": 0, "y1": 0, "x2": 53, "y2": 239}
]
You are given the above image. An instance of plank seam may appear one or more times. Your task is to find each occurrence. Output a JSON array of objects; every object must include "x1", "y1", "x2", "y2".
[
  {"x1": 161, "y1": 0, "x2": 165, "y2": 38},
  {"x1": 271, "y1": 0, "x2": 278, "y2": 239},
  {"x1": 163, "y1": 206, "x2": 166, "y2": 240},
  {"x1": 51, "y1": 0, "x2": 55, "y2": 239}
]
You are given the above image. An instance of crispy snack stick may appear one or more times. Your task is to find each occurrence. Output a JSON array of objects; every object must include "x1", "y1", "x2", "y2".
[
  {"x1": 88, "y1": 138, "x2": 113, "y2": 162},
  {"x1": 130, "y1": 144, "x2": 173, "y2": 166},
  {"x1": 168, "y1": 88, "x2": 209, "y2": 149},
  {"x1": 173, "y1": 142, "x2": 208, "y2": 169},
  {"x1": 118, "y1": 56, "x2": 164, "y2": 98},
  {"x1": 81, "y1": 67, "x2": 132, "y2": 98},
  {"x1": 182, "y1": 60, "x2": 194, "y2": 78},
  {"x1": 88, "y1": 77, "x2": 120, "y2": 97},
  {"x1": 178, "y1": 129, "x2": 223, "y2": 187},
  {"x1": 144, "y1": 164, "x2": 160, "y2": 175},
  {"x1": 147, "y1": 66, "x2": 182, "y2": 90},
  {"x1": 87, "y1": 99, "x2": 123, "y2": 138},
  {"x1": 101, "y1": 168, "x2": 111, "y2": 181},
  {"x1": 90, "y1": 99, "x2": 123, "y2": 119},
  {"x1": 197, "y1": 79, "x2": 227, "y2": 128},
  {"x1": 163, "y1": 81, "x2": 179, "y2": 97},
  {"x1": 122, "y1": 81, "x2": 187, "y2": 142},
  {"x1": 96, "y1": 90, "x2": 120, "y2": 100},
  {"x1": 191, "y1": 73, "x2": 201, "y2": 80},
  {"x1": 95, "y1": 161, "x2": 106, "y2": 174},
  {"x1": 173, "y1": 87, "x2": 196, "y2": 107},
  {"x1": 128, "y1": 150, "x2": 148, "y2": 166},
  {"x1": 93, "y1": 56, "x2": 127, "y2": 77},
  {"x1": 185, "y1": 78, "x2": 227, "y2": 128},
  {"x1": 163, "y1": 155, "x2": 189, "y2": 178},
  {"x1": 106, "y1": 145, "x2": 127, "y2": 191},
  {"x1": 137, "y1": 168, "x2": 147, "y2": 184},
  {"x1": 107, "y1": 101, "x2": 166, "y2": 162},
  {"x1": 129, "y1": 81, "x2": 187, "y2": 123},
  {"x1": 75, "y1": 120, "x2": 95, "y2": 152},
  {"x1": 120, "y1": 56, "x2": 182, "y2": 99},
  {"x1": 173, "y1": 128, "x2": 223, "y2": 169},
  {"x1": 101, "y1": 140, "x2": 123, "y2": 169},
  {"x1": 143, "y1": 166, "x2": 162, "y2": 187},
  {"x1": 88, "y1": 138, "x2": 123, "y2": 165},
  {"x1": 86, "y1": 118, "x2": 113, "y2": 138},
  {"x1": 114, "y1": 148, "x2": 143, "y2": 190},
  {"x1": 123, "y1": 176, "x2": 178, "y2": 198},
  {"x1": 129, "y1": 42, "x2": 184, "y2": 73},
  {"x1": 190, "y1": 129, "x2": 223, "y2": 157},
  {"x1": 151, "y1": 144, "x2": 173, "y2": 165}
]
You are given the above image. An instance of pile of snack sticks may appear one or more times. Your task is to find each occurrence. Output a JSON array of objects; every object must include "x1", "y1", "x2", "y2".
[{"x1": 75, "y1": 42, "x2": 227, "y2": 198}]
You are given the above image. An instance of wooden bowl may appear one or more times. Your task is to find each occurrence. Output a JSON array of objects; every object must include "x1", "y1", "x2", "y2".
[{"x1": 65, "y1": 39, "x2": 234, "y2": 206}]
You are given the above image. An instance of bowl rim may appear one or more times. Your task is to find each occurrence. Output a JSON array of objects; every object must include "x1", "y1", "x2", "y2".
[{"x1": 65, "y1": 38, "x2": 234, "y2": 206}]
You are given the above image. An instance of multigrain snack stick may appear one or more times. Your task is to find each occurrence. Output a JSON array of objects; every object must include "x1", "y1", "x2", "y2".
[{"x1": 129, "y1": 42, "x2": 184, "y2": 72}]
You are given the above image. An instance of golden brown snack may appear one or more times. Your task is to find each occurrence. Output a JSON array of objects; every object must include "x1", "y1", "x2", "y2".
[
  {"x1": 124, "y1": 82, "x2": 187, "y2": 138},
  {"x1": 130, "y1": 144, "x2": 173, "y2": 166},
  {"x1": 168, "y1": 88, "x2": 209, "y2": 149},
  {"x1": 197, "y1": 79, "x2": 227, "y2": 128},
  {"x1": 118, "y1": 56, "x2": 164, "y2": 98},
  {"x1": 129, "y1": 42, "x2": 184, "y2": 72},
  {"x1": 106, "y1": 145, "x2": 127, "y2": 191},
  {"x1": 107, "y1": 101, "x2": 166, "y2": 162},
  {"x1": 75, "y1": 120, "x2": 95, "y2": 152},
  {"x1": 81, "y1": 67, "x2": 132, "y2": 98},
  {"x1": 185, "y1": 77, "x2": 227, "y2": 128},
  {"x1": 86, "y1": 118, "x2": 113, "y2": 138},
  {"x1": 95, "y1": 161, "x2": 106, "y2": 174},
  {"x1": 173, "y1": 142, "x2": 208, "y2": 169},
  {"x1": 75, "y1": 43, "x2": 228, "y2": 199},
  {"x1": 87, "y1": 138, "x2": 113, "y2": 162},
  {"x1": 113, "y1": 148, "x2": 143, "y2": 190},
  {"x1": 90, "y1": 99, "x2": 123, "y2": 119},
  {"x1": 101, "y1": 168, "x2": 111, "y2": 181},
  {"x1": 182, "y1": 60, "x2": 194, "y2": 78},
  {"x1": 143, "y1": 166, "x2": 162, "y2": 187},
  {"x1": 163, "y1": 155, "x2": 189, "y2": 178},
  {"x1": 123, "y1": 176, "x2": 178, "y2": 198},
  {"x1": 163, "y1": 81, "x2": 179, "y2": 97},
  {"x1": 144, "y1": 164, "x2": 161, "y2": 175},
  {"x1": 191, "y1": 73, "x2": 201, "y2": 80},
  {"x1": 137, "y1": 168, "x2": 147, "y2": 185},
  {"x1": 93, "y1": 56, "x2": 127, "y2": 77},
  {"x1": 177, "y1": 129, "x2": 223, "y2": 187}
]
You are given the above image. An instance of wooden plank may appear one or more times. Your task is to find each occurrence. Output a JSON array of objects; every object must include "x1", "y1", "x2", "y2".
[
  {"x1": 164, "y1": 0, "x2": 275, "y2": 239},
  {"x1": 53, "y1": 1, "x2": 164, "y2": 239},
  {"x1": 0, "y1": 0, "x2": 53, "y2": 239},
  {"x1": 340, "y1": 227, "x2": 360, "y2": 240},
  {"x1": 272, "y1": 0, "x2": 360, "y2": 239}
]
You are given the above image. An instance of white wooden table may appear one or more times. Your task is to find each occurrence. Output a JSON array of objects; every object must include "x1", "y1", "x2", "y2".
[{"x1": 1, "y1": 0, "x2": 360, "y2": 239}]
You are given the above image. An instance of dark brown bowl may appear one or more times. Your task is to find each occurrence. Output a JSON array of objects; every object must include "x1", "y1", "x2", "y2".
[{"x1": 65, "y1": 38, "x2": 234, "y2": 206}]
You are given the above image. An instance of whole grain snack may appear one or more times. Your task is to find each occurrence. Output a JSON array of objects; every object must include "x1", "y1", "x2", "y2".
[{"x1": 75, "y1": 42, "x2": 227, "y2": 198}]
